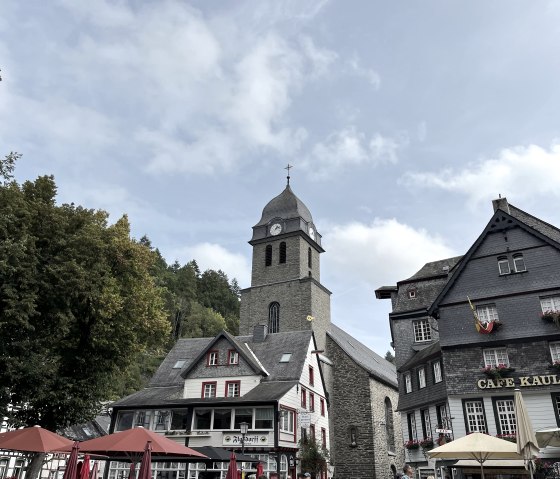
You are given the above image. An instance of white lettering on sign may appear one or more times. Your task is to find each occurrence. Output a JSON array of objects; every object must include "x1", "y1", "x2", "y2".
[{"x1": 477, "y1": 374, "x2": 560, "y2": 389}]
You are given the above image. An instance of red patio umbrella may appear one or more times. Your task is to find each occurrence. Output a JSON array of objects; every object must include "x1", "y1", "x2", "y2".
[
  {"x1": 256, "y1": 462, "x2": 264, "y2": 477},
  {"x1": 62, "y1": 442, "x2": 80, "y2": 479},
  {"x1": 0, "y1": 425, "x2": 73, "y2": 452},
  {"x1": 90, "y1": 461, "x2": 99, "y2": 479},
  {"x1": 225, "y1": 452, "x2": 238, "y2": 479},
  {"x1": 127, "y1": 462, "x2": 136, "y2": 479},
  {"x1": 137, "y1": 441, "x2": 152, "y2": 479},
  {"x1": 61, "y1": 427, "x2": 207, "y2": 459},
  {"x1": 79, "y1": 455, "x2": 91, "y2": 479}
]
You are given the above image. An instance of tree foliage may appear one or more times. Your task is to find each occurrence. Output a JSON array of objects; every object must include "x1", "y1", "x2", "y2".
[
  {"x1": 385, "y1": 350, "x2": 395, "y2": 364},
  {"x1": 0, "y1": 155, "x2": 170, "y2": 429},
  {"x1": 298, "y1": 437, "x2": 329, "y2": 477}
]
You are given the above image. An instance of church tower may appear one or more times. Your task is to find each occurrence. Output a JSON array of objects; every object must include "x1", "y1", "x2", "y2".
[{"x1": 239, "y1": 181, "x2": 331, "y2": 349}]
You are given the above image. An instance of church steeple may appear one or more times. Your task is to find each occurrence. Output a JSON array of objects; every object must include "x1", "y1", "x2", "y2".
[{"x1": 239, "y1": 184, "x2": 331, "y2": 350}]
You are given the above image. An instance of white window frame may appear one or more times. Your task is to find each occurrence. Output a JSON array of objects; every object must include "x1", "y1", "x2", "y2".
[
  {"x1": 498, "y1": 257, "x2": 511, "y2": 275},
  {"x1": 422, "y1": 408, "x2": 432, "y2": 438},
  {"x1": 418, "y1": 367, "x2": 426, "y2": 389},
  {"x1": 541, "y1": 296, "x2": 560, "y2": 313},
  {"x1": 495, "y1": 398, "x2": 516, "y2": 435},
  {"x1": 550, "y1": 342, "x2": 560, "y2": 363},
  {"x1": 407, "y1": 411, "x2": 417, "y2": 440},
  {"x1": 226, "y1": 381, "x2": 240, "y2": 398},
  {"x1": 413, "y1": 319, "x2": 432, "y2": 342},
  {"x1": 433, "y1": 360, "x2": 442, "y2": 383},
  {"x1": 203, "y1": 383, "x2": 216, "y2": 399},
  {"x1": 228, "y1": 350, "x2": 239, "y2": 365},
  {"x1": 404, "y1": 372, "x2": 412, "y2": 393},
  {"x1": 513, "y1": 254, "x2": 526, "y2": 272},
  {"x1": 483, "y1": 347, "x2": 509, "y2": 367},
  {"x1": 465, "y1": 400, "x2": 487, "y2": 433},
  {"x1": 280, "y1": 409, "x2": 294, "y2": 433},
  {"x1": 208, "y1": 351, "x2": 218, "y2": 366},
  {"x1": 477, "y1": 304, "x2": 499, "y2": 324}
]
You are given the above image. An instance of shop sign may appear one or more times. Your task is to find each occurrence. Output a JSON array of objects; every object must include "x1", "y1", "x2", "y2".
[
  {"x1": 477, "y1": 374, "x2": 560, "y2": 389},
  {"x1": 223, "y1": 433, "x2": 270, "y2": 446}
]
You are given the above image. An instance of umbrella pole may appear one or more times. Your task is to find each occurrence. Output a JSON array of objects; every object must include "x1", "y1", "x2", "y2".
[{"x1": 479, "y1": 460, "x2": 484, "y2": 479}]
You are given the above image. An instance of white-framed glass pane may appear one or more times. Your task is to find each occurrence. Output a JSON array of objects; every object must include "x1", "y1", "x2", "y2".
[
  {"x1": 229, "y1": 351, "x2": 239, "y2": 364},
  {"x1": 255, "y1": 407, "x2": 274, "y2": 429},
  {"x1": 550, "y1": 342, "x2": 560, "y2": 362},
  {"x1": 227, "y1": 382, "x2": 240, "y2": 397},
  {"x1": 541, "y1": 296, "x2": 560, "y2": 312},
  {"x1": 418, "y1": 368, "x2": 426, "y2": 388},
  {"x1": 433, "y1": 361, "x2": 442, "y2": 383},
  {"x1": 423, "y1": 409, "x2": 431, "y2": 437},
  {"x1": 465, "y1": 400, "x2": 486, "y2": 433},
  {"x1": 280, "y1": 410, "x2": 294, "y2": 432},
  {"x1": 203, "y1": 383, "x2": 216, "y2": 398},
  {"x1": 483, "y1": 348, "x2": 509, "y2": 367},
  {"x1": 154, "y1": 410, "x2": 170, "y2": 430},
  {"x1": 513, "y1": 255, "x2": 526, "y2": 272},
  {"x1": 495, "y1": 399, "x2": 516, "y2": 435},
  {"x1": 498, "y1": 259, "x2": 510, "y2": 275},
  {"x1": 404, "y1": 372, "x2": 412, "y2": 393},
  {"x1": 413, "y1": 319, "x2": 432, "y2": 342},
  {"x1": 477, "y1": 305, "x2": 499, "y2": 323}
]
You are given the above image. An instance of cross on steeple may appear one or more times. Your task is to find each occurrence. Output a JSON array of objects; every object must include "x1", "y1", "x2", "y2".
[{"x1": 285, "y1": 164, "x2": 293, "y2": 186}]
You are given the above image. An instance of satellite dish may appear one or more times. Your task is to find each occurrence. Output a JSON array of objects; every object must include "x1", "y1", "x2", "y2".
[{"x1": 306, "y1": 315, "x2": 314, "y2": 322}]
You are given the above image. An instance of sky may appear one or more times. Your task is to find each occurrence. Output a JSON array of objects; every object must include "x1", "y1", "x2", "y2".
[{"x1": 2, "y1": 0, "x2": 560, "y2": 357}]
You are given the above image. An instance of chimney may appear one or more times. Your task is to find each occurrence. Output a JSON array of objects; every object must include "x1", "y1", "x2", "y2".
[
  {"x1": 253, "y1": 324, "x2": 268, "y2": 342},
  {"x1": 492, "y1": 196, "x2": 510, "y2": 214}
]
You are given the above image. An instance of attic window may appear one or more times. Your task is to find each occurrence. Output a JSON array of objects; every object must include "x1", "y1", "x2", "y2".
[
  {"x1": 173, "y1": 360, "x2": 186, "y2": 369},
  {"x1": 280, "y1": 353, "x2": 292, "y2": 363},
  {"x1": 408, "y1": 289, "x2": 417, "y2": 299}
]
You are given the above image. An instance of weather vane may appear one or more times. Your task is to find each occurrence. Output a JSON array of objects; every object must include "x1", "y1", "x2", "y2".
[{"x1": 285, "y1": 164, "x2": 293, "y2": 186}]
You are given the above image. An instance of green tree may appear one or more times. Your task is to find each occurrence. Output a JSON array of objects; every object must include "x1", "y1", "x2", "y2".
[
  {"x1": 0, "y1": 156, "x2": 170, "y2": 432},
  {"x1": 298, "y1": 437, "x2": 329, "y2": 477},
  {"x1": 198, "y1": 269, "x2": 240, "y2": 334},
  {"x1": 180, "y1": 301, "x2": 226, "y2": 338},
  {"x1": 385, "y1": 350, "x2": 395, "y2": 364}
]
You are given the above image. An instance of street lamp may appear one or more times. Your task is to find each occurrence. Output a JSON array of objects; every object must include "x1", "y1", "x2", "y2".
[{"x1": 240, "y1": 422, "x2": 249, "y2": 479}]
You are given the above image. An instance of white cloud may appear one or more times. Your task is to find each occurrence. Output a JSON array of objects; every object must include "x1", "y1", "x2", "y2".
[
  {"x1": 303, "y1": 127, "x2": 404, "y2": 179},
  {"x1": 168, "y1": 243, "x2": 251, "y2": 285},
  {"x1": 402, "y1": 142, "x2": 560, "y2": 206},
  {"x1": 347, "y1": 55, "x2": 381, "y2": 89},
  {"x1": 324, "y1": 219, "x2": 456, "y2": 287}
]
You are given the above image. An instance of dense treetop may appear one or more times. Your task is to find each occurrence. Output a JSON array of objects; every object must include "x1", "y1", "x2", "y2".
[{"x1": 0, "y1": 154, "x2": 240, "y2": 429}]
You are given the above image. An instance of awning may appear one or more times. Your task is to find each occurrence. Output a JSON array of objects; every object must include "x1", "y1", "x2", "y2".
[
  {"x1": 454, "y1": 460, "x2": 526, "y2": 468},
  {"x1": 189, "y1": 446, "x2": 258, "y2": 463}
]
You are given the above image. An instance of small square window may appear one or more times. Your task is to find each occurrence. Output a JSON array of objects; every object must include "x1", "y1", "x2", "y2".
[
  {"x1": 498, "y1": 258, "x2": 511, "y2": 275},
  {"x1": 541, "y1": 296, "x2": 560, "y2": 313},
  {"x1": 483, "y1": 347, "x2": 509, "y2": 367},
  {"x1": 280, "y1": 353, "x2": 292, "y2": 363},
  {"x1": 173, "y1": 360, "x2": 186, "y2": 369},
  {"x1": 513, "y1": 254, "x2": 526, "y2": 272},
  {"x1": 413, "y1": 319, "x2": 432, "y2": 342},
  {"x1": 477, "y1": 304, "x2": 499, "y2": 323},
  {"x1": 225, "y1": 381, "x2": 240, "y2": 397},
  {"x1": 408, "y1": 289, "x2": 417, "y2": 299}
]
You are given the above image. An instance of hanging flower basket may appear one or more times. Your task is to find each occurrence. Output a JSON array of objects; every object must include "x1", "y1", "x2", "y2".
[
  {"x1": 550, "y1": 361, "x2": 560, "y2": 371},
  {"x1": 436, "y1": 435, "x2": 452, "y2": 446},
  {"x1": 496, "y1": 434, "x2": 517, "y2": 443},
  {"x1": 404, "y1": 440, "x2": 419, "y2": 450},
  {"x1": 481, "y1": 364, "x2": 515, "y2": 379}
]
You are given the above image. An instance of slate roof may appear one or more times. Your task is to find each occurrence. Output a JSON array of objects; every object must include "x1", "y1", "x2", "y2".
[
  {"x1": 508, "y1": 204, "x2": 560, "y2": 245},
  {"x1": 254, "y1": 185, "x2": 314, "y2": 227},
  {"x1": 327, "y1": 323, "x2": 397, "y2": 387},
  {"x1": 398, "y1": 341, "x2": 441, "y2": 372},
  {"x1": 113, "y1": 330, "x2": 312, "y2": 408}
]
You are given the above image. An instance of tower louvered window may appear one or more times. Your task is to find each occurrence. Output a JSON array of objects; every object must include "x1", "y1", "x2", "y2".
[
  {"x1": 265, "y1": 245, "x2": 272, "y2": 266},
  {"x1": 279, "y1": 242, "x2": 286, "y2": 264},
  {"x1": 308, "y1": 247, "x2": 312, "y2": 268},
  {"x1": 269, "y1": 302, "x2": 280, "y2": 333}
]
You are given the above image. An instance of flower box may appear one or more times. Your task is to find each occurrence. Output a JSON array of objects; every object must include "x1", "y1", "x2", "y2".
[
  {"x1": 404, "y1": 440, "x2": 419, "y2": 450},
  {"x1": 496, "y1": 434, "x2": 517, "y2": 443},
  {"x1": 540, "y1": 310, "x2": 560, "y2": 327},
  {"x1": 480, "y1": 364, "x2": 515, "y2": 379},
  {"x1": 419, "y1": 437, "x2": 434, "y2": 449},
  {"x1": 551, "y1": 361, "x2": 560, "y2": 371}
]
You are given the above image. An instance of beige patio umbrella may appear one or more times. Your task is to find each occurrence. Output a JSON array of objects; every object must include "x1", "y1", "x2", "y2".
[
  {"x1": 428, "y1": 432, "x2": 522, "y2": 479},
  {"x1": 514, "y1": 389, "x2": 539, "y2": 479},
  {"x1": 536, "y1": 427, "x2": 560, "y2": 448}
]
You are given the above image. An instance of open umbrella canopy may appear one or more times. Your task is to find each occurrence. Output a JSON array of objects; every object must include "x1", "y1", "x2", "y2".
[
  {"x1": 62, "y1": 442, "x2": 80, "y2": 479},
  {"x1": 79, "y1": 455, "x2": 91, "y2": 479},
  {"x1": 536, "y1": 427, "x2": 560, "y2": 448},
  {"x1": 225, "y1": 452, "x2": 238, "y2": 479},
  {"x1": 137, "y1": 442, "x2": 152, "y2": 479},
  {"x1": 0, "y1": 425, "x2": 74, "y2": 453},
  {"x1": 63, "y1": 427, "x2": 206, "y2": 459},
  {"x1": 429, "y1": 432, "x2": 522, "y2": 479}
]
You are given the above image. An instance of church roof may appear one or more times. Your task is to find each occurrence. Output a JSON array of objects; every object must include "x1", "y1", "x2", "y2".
[
  {"x1": 327, "y1": 323, "x2": 397, "y2": 387},
  {"x1": 254, "y1": 185, "x2": 314, "y2": 227}
]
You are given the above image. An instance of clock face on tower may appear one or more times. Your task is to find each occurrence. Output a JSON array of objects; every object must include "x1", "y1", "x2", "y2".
[
  {"x1": 269, "y1": 223, "x2": 282, "y2": 236},
  {"x1": 309, "y1": 227, "x2": 315, "y2": 240}
]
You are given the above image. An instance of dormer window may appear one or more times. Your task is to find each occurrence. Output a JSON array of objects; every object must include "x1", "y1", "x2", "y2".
[
  {"x1": 513, "y1": 253, "x2": 526, "y2": 272},
  {"x1": 207, "y1": 351, "x2": 219, "y2": 366},
  {"x1": 408, "y1": 288, "x2": 417, "y2": 299},
  {"x1": 228, "y1": 350, "x2": 239, "y2": 365},
  {"x1": 498, "y1": 256, "x2": 510, "y2": 275}
]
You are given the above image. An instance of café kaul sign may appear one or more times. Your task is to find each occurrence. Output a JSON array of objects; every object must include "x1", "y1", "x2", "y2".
[{"x1": 477, "y1": 374, "x2": 560, "y2": 389}]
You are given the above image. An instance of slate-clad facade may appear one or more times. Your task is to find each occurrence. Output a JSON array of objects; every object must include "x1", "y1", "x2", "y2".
[{"x1": 377, "y1": 198, "x2": 560, "y2": 479}]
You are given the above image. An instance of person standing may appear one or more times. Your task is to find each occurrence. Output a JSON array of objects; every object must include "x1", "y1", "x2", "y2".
[{"x1": 402, "y1": 464, "x2": 414, "y2": 479}]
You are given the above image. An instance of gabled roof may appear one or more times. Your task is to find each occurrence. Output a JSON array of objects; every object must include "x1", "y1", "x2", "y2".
[
  {"x1": 327, "y1": 323, "x2": 397, "y2": 388},
  {"x1": 429, "y1": 202, "x2": 560, "y2": 315},
  {"x1": 398, "y1": 341, "x2": 441, "y2": 372},
  {"x1": 180, "y1": 330, "x2": 266, "y2": 379},
  {"x1": 114, "y1": 330, "x2": 314, "y2": 408}
]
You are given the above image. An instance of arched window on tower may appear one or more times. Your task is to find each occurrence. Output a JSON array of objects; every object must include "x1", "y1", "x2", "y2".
[
  {"x1": 279, "y1": 242, "x2": 287, "y2": 264},
  {"x1": 269, "y1": 302, "x2": 280, "y2": 333},
  {"x1": 308, "y1": 247, "x2": 312, "y2": 268},
  {"x1": 265, "y1": 245, "x2": 272, "y2": 266},
  {"x1": 385, "y1": 397, "x2": 395, "y2": 452}
]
